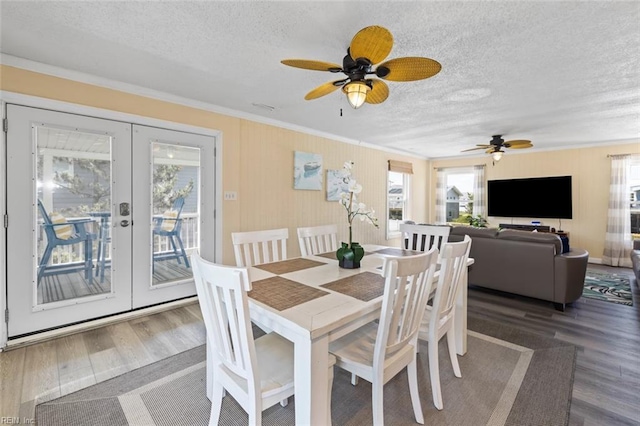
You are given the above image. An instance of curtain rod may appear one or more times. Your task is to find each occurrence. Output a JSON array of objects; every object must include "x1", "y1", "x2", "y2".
[
  {"x1": 607, "y1": 153, "x2": 639, "y2": 158},
  {"x1": 433, "y1": 164, "x2": 485, "y2": 170}
]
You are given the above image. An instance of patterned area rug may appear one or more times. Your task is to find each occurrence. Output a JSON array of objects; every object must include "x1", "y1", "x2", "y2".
[
  {"x1": 36, "y1": 317, "x2": 576, "y2": 426},
  {"x1": 583, "y1": 269, "x2": 633, "y2": 306}
]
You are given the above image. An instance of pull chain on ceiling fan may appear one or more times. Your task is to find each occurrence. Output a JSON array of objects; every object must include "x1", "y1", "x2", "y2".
[
  {"x1": 461, "y1": 135, "x2": 533, "y2": 162},
  {"x1": 281, "y1": 26, "x2": 441, "y2": 109}
]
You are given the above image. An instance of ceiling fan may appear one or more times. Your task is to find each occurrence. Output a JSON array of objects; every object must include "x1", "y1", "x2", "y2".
[
  {"x1": 281, "y1": 25, "x2": 441, "y2": 109},
  {"x1": 462, "y1": 135, "x2": 533, "y2": 162}
]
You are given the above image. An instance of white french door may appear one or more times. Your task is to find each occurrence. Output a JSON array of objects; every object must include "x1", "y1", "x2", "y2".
[{"x1": 5, "y1": 105, "x2": 215, "y2": 337}]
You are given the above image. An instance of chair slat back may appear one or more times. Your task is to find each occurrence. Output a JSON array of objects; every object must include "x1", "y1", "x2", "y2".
[
  {"x1": 399, "y1": 224, "x2": 450, "y2": 252},
  {"x1": 430, "y1": 235, "x2": 472, "y2": 332},
  {"x1": 232, "y1": 228, "x2": 289, "y2": 267},
  {"x1": 191, "y1": 254, "x2": 258, "y2": 386},
  {"x1": 297, "y1": 224, "x2": 338, "y2": 256},
  {"x1": 374, "y1": 248, "x2": 438, "y2": 368}
]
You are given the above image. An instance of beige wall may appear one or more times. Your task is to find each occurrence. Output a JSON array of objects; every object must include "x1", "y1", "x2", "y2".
[
  {"x1": 0, "y1": 65, "x2": 429, "y2": 265},
  {"x1": 3, "y1": 65, "x2": 637, "y2": 264},
  {"x1": 431, "y1": 142, "x2": 640, "y2": 260}
]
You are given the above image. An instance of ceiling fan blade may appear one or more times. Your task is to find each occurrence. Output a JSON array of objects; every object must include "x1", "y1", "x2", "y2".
[
  {"x1": 365, "y1": 79, "x2": 389, "y2": 104},
  {"x1": 503, "y1": 139, "x2": 532, "y2": 147},
  {"x1": 349, "y1": 26, "x2": 393, "y2": 65},
  {"x1": 281, "y1": 59, "x2": 343, "y2": 72},
  {"x1": 376, "y1": 57, "x2": 442, "y2": 81},
  {"x1": 486, "y1": 147, "x2": 499, "y2": 154},
  {"x1": 461, "y1": 146, "x2": 490, "y2": 152},
  {"x1": 304, "y1": 81, "x2": 342, "y2": 100},
  {"x1": 506, "y1": 143, "x2": 533, "y2": 150}
]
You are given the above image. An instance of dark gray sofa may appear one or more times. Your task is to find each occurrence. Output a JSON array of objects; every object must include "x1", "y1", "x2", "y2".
[
  {"x1": 632, "y1": 240, "x2": 640, "y2": 282},
  {"x1": 448, "y1": 226, "x2": 589, "y2": 311}
]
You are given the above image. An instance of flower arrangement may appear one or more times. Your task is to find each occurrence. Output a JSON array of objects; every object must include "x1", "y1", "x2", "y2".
[{"x1": 336, "y1": 161, "x2": 379, "y2": 268}]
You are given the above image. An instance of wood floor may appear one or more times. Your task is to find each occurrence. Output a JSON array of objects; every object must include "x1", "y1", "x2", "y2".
[{"x1": 1, "y1": 264, "x2": 638, "y2": 425}]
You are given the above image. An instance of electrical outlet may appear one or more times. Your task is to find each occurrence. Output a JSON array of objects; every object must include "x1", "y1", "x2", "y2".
[{"x1": 224, "y1": 191, "x2": 238, "y2": 201}]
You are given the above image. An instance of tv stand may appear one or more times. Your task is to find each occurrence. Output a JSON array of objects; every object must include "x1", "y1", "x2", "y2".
[{"x1": 499, "y1": 223, "x2": 551, "y2": 232}]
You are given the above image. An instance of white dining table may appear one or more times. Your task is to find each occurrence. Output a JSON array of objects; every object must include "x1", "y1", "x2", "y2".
[{"x1": 208, "y1": 244, "x2": 473, "y2": 425}]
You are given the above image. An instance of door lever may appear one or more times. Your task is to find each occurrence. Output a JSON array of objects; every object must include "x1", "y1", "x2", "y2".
[{"x1": 120, "y1": 220, "x2": 130, "y2": 227}]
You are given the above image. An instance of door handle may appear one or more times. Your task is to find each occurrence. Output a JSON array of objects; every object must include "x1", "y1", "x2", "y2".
[{"x1": 120, "y1": 220, "x2": 130, "y2": 227}]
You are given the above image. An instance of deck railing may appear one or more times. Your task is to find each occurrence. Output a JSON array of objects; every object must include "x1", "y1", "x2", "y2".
[{"x1": 39, "y1": 213, "x2": 201, "y2": 266}]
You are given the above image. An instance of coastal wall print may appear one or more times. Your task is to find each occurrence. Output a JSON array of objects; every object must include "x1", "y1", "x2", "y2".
[
  {"x1": 294, "y1": 151, "x2": 323, "y2": 190},
  {"x1": 326, "y1": 169, "x2": 349, "y2": 201}
]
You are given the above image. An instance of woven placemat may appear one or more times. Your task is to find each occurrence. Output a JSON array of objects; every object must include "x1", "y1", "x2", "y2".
[
  {"x1": 374, "y1": 247, "x2": 424, "y2": 257},
  {"x1": 316, "y1": 251, "x2": 338, "y2": 260},
  {"x1": 248, "y1": 276, "x2": 329, "y2": 311},
  {"x1": 321, "y1": 271, "x2": 386, "y2": 302},
  {"x1": 254, "y1": 258, "x2": 326, "y2": 275}
]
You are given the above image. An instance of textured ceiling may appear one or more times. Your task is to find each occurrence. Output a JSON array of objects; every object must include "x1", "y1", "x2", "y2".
[{"x1": 1, "y1": 1, "x2": 639, "y2": 159}]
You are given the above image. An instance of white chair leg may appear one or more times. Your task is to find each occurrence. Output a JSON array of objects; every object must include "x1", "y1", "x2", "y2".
[
  {"x1": 372, "y1": 381, "x2": 385, "y2": 426},
  {"x1": 279, "y1": 398, "x2": 288, "y2": 407},
  {"x1": 248, "y1": 398, "x2": 262, "y2": 426},
  {"x1": 407, "y1": 354, "x2": 425, "y2": 424},
  {"x1": 428, "y1": 339, "x2": 443, "y2": 410},
  {"x1": 327, "y1": 364, "x2": 335, "y2": 425},
  {"x1": 446, "y1": 328, "x2": 461, "y2": 378},
  {"x1": 209, "y1": 382, "x2": 224, "y2": 426},
  {"x1": 351, "y1": 373, "x2": 359, "y2": 386}
]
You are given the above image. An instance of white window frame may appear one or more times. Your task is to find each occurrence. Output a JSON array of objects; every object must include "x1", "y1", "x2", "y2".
[
  {"x1": 386, "y1": 170, "x2": 410, "y2": 239},
  {"x1": 443, "y1": 167, "x2": 474, "y2": 224}
]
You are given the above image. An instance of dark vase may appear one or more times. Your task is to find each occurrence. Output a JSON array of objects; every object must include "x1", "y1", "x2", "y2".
[
  {"x1": 338, "y1": 258, "x2": 361, "y2": 269},
  {"x1": 336, "y1": 229, "x2": 365, "y2": 269}
]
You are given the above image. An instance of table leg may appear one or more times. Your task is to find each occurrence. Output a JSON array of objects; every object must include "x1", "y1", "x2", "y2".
[
  {"x1": 294, "y1": 334, "x2": 330, "y2": 426},
  {"x1": 455, "y1": 265, "x2": 468, "y2": 355}
]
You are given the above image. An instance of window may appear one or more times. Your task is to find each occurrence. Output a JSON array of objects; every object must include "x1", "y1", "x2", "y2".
[
  {"x1": 444, "y1": 169, "x2": 474, "y2": 224},
  {"x1": 387, "y1": 170, "x2": 409, "y2": 237}
]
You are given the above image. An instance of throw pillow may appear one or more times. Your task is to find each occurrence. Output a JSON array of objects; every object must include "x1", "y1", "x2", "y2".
[
  {"x1": 161, "y1": 210, "x2": 178, "y2": 231},
  {"x1": 49, "y1": 212, "x2": 73, "y2": 240}
]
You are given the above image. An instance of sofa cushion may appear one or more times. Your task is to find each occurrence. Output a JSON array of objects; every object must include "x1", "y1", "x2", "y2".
[
  {"x1": 450, "y1": 226, "x2": 499, "y2": 239},
  {"x1": 497, "y1": 229, "x2": 562, "y2": 254}
]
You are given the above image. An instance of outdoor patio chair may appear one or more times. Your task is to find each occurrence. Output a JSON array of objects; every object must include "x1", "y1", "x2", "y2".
[
  {"x1": 37, "y1": 199, "x2": 95, "y2": 284},
  {"x1": 153, "y1": 197, "x2": 190, "y2": 268}
]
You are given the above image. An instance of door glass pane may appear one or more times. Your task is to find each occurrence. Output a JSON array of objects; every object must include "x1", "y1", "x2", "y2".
[
  {"x1": 151, "y1": 142, "x2": 200, "y2": 286},
  {"x1": 36, "y1": 126, "x2": 112, "y2": 304}
]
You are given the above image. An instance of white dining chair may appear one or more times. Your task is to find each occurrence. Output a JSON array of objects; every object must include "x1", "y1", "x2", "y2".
[
  {"x1": 399, "y1": 223, "x2": 451, "y2": 252},
  {"x1": 329, "y1": 248, "x2": 439, "y2": 426},
  {"x1": 417, "y1": 235, "x2": 472, "y2": 410},
  {"x1": 232, "y1": 228, "x2": 289, "y2": 267},
  {"x1": 192, "y1": 253, "x2": 336, "y2": 425},
  {"x1": 297, "y1": 224, "x2": 338, "y2": 256}
]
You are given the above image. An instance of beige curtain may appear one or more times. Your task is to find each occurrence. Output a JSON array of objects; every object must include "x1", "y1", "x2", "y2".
[
  {"x1": 435, "y1": 169, "x2": 447, "y2": 224},
  {"x1": 602, "y1": 155, "x2": 633, "y2": 267}
]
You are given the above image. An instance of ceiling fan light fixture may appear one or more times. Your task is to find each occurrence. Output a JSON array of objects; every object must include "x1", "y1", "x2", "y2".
[
  {"x1": 343, "y1": 81, "x2": 370, "y2": 109},
  {"x1": 492, "y1": 150, "x2": 504, "y2": 162}
]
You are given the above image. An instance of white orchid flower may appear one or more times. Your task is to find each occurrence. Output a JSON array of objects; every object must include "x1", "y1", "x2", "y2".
[{"x1": 349, "y1": 181, "x2": 362, "y2": 194}]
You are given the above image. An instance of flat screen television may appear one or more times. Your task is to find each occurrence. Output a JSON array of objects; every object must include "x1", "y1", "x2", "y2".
[{"x1": 487, "y1": 176, "x2": 573, "y2": 219}]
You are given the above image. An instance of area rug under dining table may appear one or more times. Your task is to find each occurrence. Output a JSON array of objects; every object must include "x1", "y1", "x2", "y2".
[{"x1": 35, "y1": 316, "x2": 576, "y2": 426}]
